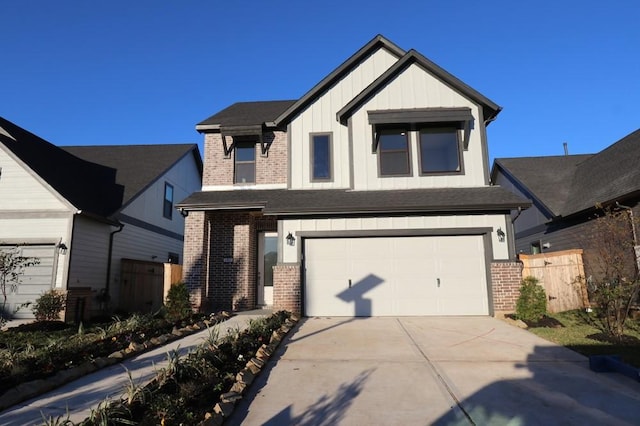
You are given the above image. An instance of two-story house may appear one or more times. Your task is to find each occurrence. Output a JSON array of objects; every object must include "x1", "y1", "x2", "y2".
[{"x1": 178, "y1": 35, "x2": 530, "y2": 317}]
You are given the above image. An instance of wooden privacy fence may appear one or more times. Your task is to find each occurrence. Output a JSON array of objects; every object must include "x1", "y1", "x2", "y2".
[
  {"x1": 120, "y1": 259, "x2": 183, "y2": 314},
  {"x1": 519, "y1": 249, "x2": 590, "y2": 313}
]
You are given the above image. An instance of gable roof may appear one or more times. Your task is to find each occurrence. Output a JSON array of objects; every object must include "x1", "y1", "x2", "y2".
[
  {"x1": 564, "y1": 129, "x2": 640, "y2": 215},
  {"x1": 62, "y1": 144, "x2": 202, "y2": 211},
  {"x1": 0, "y1": 116, "x2": 124, "y2": 218},
  {"x1": 177, "y1": 186, "x2": 530, "y2": 215},
  {"x1": 196, "y1": 100, "x2": 296, "y2": 131},
  {"x1": 493, "y1": 154, "x2": 593, "y2": 217},
  {"x1": 337, "y1": 49, "x2": 501, "y2": 124},
  {"x1": 273, "y1": 34, "x2": 406, "y2": 127},
  {"x1": 493, "y1": 128, "x2": 640, "y2": 219}
]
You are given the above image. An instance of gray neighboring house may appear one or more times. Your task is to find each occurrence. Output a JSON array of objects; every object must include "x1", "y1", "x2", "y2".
[
  {"x1": 0, "y1": 116, "x2": 202, "y2": 319},
  {"x1": 491, "y1": 128, "x2": 640, "y2": 273}
]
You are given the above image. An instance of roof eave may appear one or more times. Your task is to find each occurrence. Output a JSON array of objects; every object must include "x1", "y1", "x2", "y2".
[{"x1": 195, "y1": 124, "x2": 221, "y2": 133}]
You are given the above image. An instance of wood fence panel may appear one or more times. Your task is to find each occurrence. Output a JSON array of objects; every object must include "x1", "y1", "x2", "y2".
[
  {"x1": 163, "y1": 263, "x2": 183, "y2": 300},
  {"x1": 120, "y1": 259, "x2": 164, "y2": 313},
  {"x1": 520, "y1": 249, "x2": 589, "y2": 313}
]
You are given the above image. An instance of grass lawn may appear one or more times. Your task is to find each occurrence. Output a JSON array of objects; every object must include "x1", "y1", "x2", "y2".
[{"x1": 526, "y1": 309, "x2": 640, "y2": 368}]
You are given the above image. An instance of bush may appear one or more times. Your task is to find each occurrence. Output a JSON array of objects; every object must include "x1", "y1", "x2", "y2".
[
  {"x1": 164, "y1": 282, "x2": 192, "y2": 321},
  {"x1": 32, "y1": 289, "x2": 66, "y2": 321},
  {"x1": 516, "y1": 276, "x2": 547, "y2": 322}
]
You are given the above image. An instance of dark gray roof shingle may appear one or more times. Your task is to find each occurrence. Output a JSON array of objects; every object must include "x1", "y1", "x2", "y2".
[
  {"x1": 494, "y1": 128, "x2": 640, "y2": 218},
  {"x1": 177, "y1": 187, "x2": 530, "y2": 215},
  {"x1": 494, "y1": 155, "x2": 593, "y2": 216},
  {"x1": 197, "y1": 100, "x2": 296, "y2": 128},
  {"x1": 62, "y1": 144, "x2": 201, "y2": 209}
]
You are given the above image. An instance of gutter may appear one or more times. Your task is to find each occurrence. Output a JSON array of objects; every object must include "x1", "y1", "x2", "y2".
[{"x1": 104, "y1": 222, "x2": 124, "y2": 299}]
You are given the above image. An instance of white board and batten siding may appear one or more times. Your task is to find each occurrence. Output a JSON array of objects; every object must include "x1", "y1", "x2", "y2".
[
  {"x1": 348, "y1": 64, "x2": 487, "y2": 191},
  {"x1": 288, "y1": 47, "x2": 400, "y2": 190}
]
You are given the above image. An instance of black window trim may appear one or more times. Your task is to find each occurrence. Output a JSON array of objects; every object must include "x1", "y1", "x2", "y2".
[
  {"x1": 376, "y1": 127, "x2": 412, "y2": 177},
  {"x1": 234, "y1": 140, "x2": 257, "y2": 184},
  {"x1": 309, "y1": 132, "x2": 334, "y2": 182},
  {"x1": 163, "y1": 182, "x2": 174, "y2": 220},
  {"x1": 418, "y1": 126, "x2": 464, "y2": 176}
]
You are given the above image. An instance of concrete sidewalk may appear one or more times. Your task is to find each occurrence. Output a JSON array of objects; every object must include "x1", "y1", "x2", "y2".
[
  {"x1": 0, "y1": 311, "x2": 267, "y2": 425},
  {"x1": 228, "y1": 317, "x2": 640, "y2": 425}
]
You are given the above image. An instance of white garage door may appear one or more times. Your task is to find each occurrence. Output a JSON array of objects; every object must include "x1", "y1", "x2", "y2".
[
  {"x1": 1, "y1": 244, "x2": 56, "y2": 319},
  {"x1": 304, "y1": 235, "x2": 489, "y2": 316}
]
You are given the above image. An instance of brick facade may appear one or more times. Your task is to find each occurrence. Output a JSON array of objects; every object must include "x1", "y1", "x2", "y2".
[
  {"x1": 182, "y1": 211, "x2": 209, "y2": 310},
  {"x1": 273, "y1": 263, "x2": 301, "y2": 314},
  {"x1": 202, "y1": 131, "x2": 287, "y2": 187},
  {"x1": 490, "y1": 260, "x2": 523, "y2": 314}
]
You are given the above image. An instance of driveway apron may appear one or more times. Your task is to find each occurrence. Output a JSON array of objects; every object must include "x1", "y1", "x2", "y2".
[{"x1": 229, "y1": 317, "x2": 640, "y2": 425}]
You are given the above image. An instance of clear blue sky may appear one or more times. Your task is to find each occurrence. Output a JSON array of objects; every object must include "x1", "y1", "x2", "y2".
[{"x1": 2, "y1": 1, "x2": 638, "y2": 162}]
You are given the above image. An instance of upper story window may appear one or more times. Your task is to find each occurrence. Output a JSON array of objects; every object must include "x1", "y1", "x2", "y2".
[
  {"x1": 235, "y1": 141, "x2": 256, "y2": 184},
  {"x1": 377, "y1": 128, "x2": 411, "y2": 176},
  {"x1": 163, "y1": 183, "x2": 174, "y2": 219},
  {"x1": 419, "y1": 127, "x2": 461, "y2": 174},
  {"x1": 311, "y1": 133, "x2": 332, "y2": 181}
]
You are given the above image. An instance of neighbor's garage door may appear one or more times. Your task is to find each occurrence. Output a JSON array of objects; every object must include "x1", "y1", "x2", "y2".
[
  {"x1": 1, "y1": 244, "x2": 56, "y2": 319},
  {"x1": 304, "y1": 235, "x2": 489, "y2": 317}
]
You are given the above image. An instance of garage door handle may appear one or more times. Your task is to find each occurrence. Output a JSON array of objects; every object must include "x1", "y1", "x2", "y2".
[
  {"x1": 437, "y1": 278, "x2": 440, "y2": 288},
  {"x1": 348, "y1": 279, "x2": 352, "y2": 288}
]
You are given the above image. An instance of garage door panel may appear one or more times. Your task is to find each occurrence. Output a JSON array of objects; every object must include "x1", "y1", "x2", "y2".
[{"x1": 304, "y1": 235, "x2": 489, "y2": 317}]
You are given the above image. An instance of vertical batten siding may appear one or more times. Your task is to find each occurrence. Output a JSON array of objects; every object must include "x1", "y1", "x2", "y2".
[
  {"x1": 281, "y1": 214, "x2": 509, "y2": 263},
  {"x1": 0, "y1": 147, "x2": 69, "y2": 211},
  {"x1": 350, "y1": 64, "x2": 486, "y2": 190},
  {"x1": 289, "y1": 48, "x2": 400, "y2": 190}
]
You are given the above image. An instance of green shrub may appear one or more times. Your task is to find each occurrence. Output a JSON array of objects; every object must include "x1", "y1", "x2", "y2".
[
  {"x1": 516, "y1": 276, "x2": 547, "y2": 322},
  {"x1": 32, "y1": 289, "x2": 66, "y2": 321},
  {"x1": 164, "y1": 282, "x2": 192, "y2": 321}
]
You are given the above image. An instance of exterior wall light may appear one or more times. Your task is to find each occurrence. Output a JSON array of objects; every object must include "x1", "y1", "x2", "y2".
[
  {"x1": 57, "y1": 242, "x2": 68, "y2": 255},
  {"x1": 286, "y1": 232, "x2": 296, "y2": 246},
  {"x1": 496, "y1": 228, "x2": 506, "y2": 243}
]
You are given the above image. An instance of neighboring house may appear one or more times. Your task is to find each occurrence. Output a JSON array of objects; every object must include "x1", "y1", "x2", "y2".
[
  {"x1": 178, "y1": 35, "x2": 530, "y2": 317},
  {"x1": 0, "y1": 116, "x2": 202, "y2": 319},
  {"x1": 492, "y1": 128, "x2": 640, "y2": 274}
]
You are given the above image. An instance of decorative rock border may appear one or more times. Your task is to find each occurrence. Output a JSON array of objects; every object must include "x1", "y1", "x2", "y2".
[
  {"x1": 0, "y1": 313, "x2": 231, "y2": 412},
  {"x1": 202, "y1": 313, "x2": 300, "y2": 426}
]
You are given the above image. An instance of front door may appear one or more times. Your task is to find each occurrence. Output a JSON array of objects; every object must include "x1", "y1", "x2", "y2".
[{"x1": 258, "y1": 232, "x2": 277, "y2": 307}]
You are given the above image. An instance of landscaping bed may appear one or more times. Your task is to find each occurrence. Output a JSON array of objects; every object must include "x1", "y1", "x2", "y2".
[
  {"x1": 520, "y1": 310, "x2": 640, "y2": 368},
  {"x1": 0, "y1": 311, "x2": 228, "y2": 399}
]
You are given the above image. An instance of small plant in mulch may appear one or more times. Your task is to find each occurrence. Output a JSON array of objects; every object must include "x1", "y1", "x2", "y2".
[{"x1": 78, "y1": 311, "x2": 294, "y2": 426}]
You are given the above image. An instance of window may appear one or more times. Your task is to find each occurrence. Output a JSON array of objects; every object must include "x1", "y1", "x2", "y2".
[
  {"x1": 419, "y1": 127, "x2": 461, "y2": 174},
  {"x1": 163, "y1": 183, "x2": 173, "y2": 219},
  {"x1": 311, "y1": 133, "x2": 332, "y2": 181},
  {"x1": 235, "y1": 141, "x2": 256, "y2": 184},
  {"x1": 378, "y1": 129, "x2": 410, "y2": 176}
]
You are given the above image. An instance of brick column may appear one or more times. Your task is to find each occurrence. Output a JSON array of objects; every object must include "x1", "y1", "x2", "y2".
[
  {"x1": 491, "y1": 261, "x2": 523, "y2": 315},
  {"x1": 273, "y1": 263, "x2": 301, "y2": 314},
  {"x1": 182, "y1": 211, "x2": 209, "y2": 311}
]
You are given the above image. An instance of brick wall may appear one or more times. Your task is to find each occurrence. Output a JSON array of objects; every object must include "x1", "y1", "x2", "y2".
[
  {"x1": 491, "y1": 260, "x2": 523, "y2": 314},
  {"x1": 202, "y1": 131, "x2": 287, "y2": 187},
  {"x1": 182, "y1": 211, "x2": 209, "y2": 310},
  {"x1": 273, "y1": 263, "x2": 301, "y2": 314}
]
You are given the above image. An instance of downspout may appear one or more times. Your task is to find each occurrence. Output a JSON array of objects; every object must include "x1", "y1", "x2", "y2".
[{"x1": 104, "y1": 222, "x2": 124, "y2": 297}]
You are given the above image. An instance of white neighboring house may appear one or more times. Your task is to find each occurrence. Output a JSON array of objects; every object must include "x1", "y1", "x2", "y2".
[
  {"x1": 0, "y1": 116, "x2": 202, "y2": 319},
  {"x1": 179, "y1": 35, "x2": 530, "y2": 317}
]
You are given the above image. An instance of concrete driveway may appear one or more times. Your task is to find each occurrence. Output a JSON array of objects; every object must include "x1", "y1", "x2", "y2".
[{"x1": 229, "y1": 317, "x2": 640, "y2": 425}]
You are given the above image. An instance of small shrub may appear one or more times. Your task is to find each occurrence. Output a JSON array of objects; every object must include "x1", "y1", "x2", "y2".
[
  {"x1": 32, "y1": 290, "x2": 66, "y2": 321},
  {"x1": 164, "y1": 282, "x2": 192, "y2": 321},
  {"x1": 516, "y1": 276, "x2": 547, "y2": 322}
]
